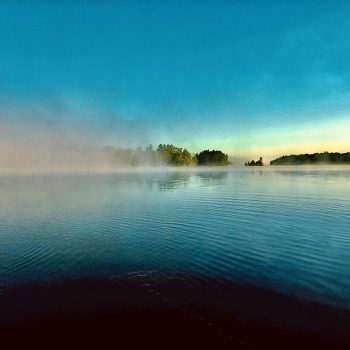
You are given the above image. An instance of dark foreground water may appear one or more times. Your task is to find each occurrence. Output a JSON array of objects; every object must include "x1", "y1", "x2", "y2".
[{"x1": 1, "y1": 167, "x2": 350, "y2": 348}]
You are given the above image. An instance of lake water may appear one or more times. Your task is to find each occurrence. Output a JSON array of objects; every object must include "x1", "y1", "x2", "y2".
[{"x1": 1, "y1": 166, "x2": 350, "y2": 345}]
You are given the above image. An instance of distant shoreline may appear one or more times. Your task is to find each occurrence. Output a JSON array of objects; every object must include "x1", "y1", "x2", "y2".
[
  {"x1": 101, "y1": 145, "x2": 230, "y2": 167},
  {"x1": 270, "y1": 152, "x2": 350, "y2": 166}
]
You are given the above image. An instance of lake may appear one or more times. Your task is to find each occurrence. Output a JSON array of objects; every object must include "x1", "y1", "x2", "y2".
[{"x1": 1, "y1": 166, "x2": 350, "y2": 347}]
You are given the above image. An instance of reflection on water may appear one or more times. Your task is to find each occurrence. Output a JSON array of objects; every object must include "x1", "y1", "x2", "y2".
[
  {"x1": 150, "y1": 171, "x2": 192, "y2": 191},
  {"x1": 0, "y1": 166, "x2": 350, "y2": 343},
  {"x1": 122, "y1": 170, "x2": 228, "y2": 191}
]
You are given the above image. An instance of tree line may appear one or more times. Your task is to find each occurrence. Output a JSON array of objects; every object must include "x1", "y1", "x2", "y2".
[
  {"x1": 101, "y1": 144, "x2": 230, "y2": 167},
  {"x1": 245, "y1": 157, "x2": 264, "y2": 166},
  {"x1": 270, "y1": 152, "x2": 350, "y2": 165}
]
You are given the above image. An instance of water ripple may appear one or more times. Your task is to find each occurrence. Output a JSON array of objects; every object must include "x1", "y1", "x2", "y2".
[{"x1": 1, "y1": 168, "x2": 350, "y2": 311}]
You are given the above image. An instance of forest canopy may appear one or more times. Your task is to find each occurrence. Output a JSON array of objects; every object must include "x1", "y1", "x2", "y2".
[
  {"x1": 101, "y1": 144, "x2": 229, "y2": 167},
  {"x1": 195, "y1": 150, "x2": 230, "y2": 166},
  {"x1": 270, "y1": 152, "x2": 350, "y2": 165}
]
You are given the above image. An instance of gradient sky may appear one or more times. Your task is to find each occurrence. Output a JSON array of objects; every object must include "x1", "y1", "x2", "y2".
[{"x1": 1, "y1": 0, "x2": 350, "y2": 161}]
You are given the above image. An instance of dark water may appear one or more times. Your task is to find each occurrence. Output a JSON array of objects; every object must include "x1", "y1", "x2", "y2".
[{"x1": 1, "y1": 167, "x2": 350, "y2": 346}]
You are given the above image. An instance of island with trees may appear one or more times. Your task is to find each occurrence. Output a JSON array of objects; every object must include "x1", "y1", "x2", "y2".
[
  {"x1": 270, "y1": 152, "x2": 350, "y2": 165},
  {"x1": 245, "y1": 157, "x2": 264, "y2": 166},
  {"x1": 101, "y1": 144, "x2": 230, "y2": 167},
  {"x1": 196, "y1": 149, "x2": 230, "y2": 166}
]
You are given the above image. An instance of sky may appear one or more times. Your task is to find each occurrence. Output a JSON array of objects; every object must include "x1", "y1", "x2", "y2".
[{"x1": 1, "y1": 0, "x2": 350, "y2": 166}]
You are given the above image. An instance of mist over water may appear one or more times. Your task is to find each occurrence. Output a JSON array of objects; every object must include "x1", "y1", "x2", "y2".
[{"x1": 0, "y1": 102, "x2": 162, "y2": 174}]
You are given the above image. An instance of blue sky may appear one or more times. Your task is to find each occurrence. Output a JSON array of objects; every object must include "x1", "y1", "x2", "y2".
[{"x1": 1, "y1": 0, "x2": 350, "y2": 160}]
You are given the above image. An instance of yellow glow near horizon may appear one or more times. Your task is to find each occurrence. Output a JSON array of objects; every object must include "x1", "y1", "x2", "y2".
[{"x1": 218, "y1": 117, "x2": 350, "y2": 162}]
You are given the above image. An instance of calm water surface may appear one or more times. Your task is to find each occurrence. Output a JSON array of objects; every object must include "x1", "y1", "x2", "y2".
[{"x1": 1, "y1": 166, "x2": 350, "y2": 314}]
